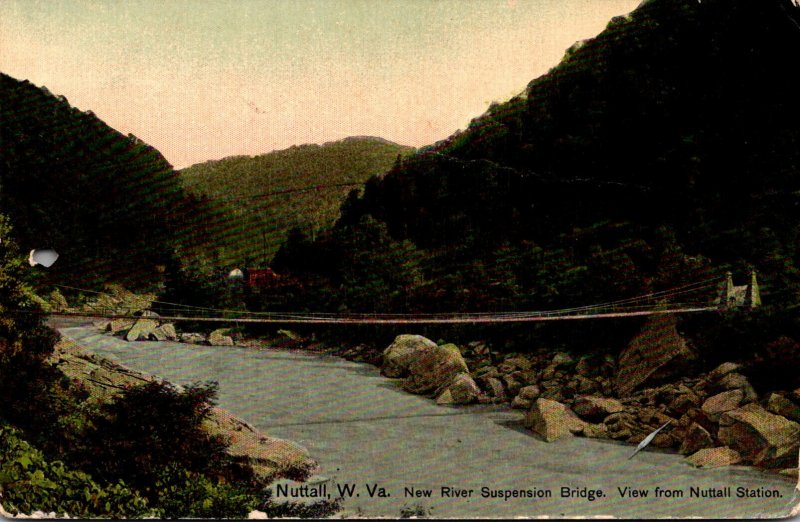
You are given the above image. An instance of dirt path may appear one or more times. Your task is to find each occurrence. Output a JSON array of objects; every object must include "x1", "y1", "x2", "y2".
[{"x1": 59, "y1": 325, "x2": 798, "y2": 518}]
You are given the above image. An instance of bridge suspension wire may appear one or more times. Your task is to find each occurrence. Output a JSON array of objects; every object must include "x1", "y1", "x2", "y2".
[{"x1": 40, "y1": 275, "x2": 726, "y2": 324}]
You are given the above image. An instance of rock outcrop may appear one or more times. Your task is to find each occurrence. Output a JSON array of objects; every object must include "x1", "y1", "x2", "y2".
[
  {"x1": 717, "y1": 403, "x2": 800, "y2": 468},
  {"x1": 526, "y1": 398, "x2": 585, "y2": 442},
  {"x1": 615, "y1": 315, "x2": 695, "y2": 396},
  {"x1": 436, "y1": 373, "x2": 481, "y2": 405},
  {"x1": 685, "y1": 447, "x2": 742, "y2": 468},
  {"x1": 573, "y1": 396, "x2": 624, "y2": 422},
  {"x1": 209, "y1": 329, "x2": 235, "y2": 346},
  {"x1": 125, "y1": 318, "x2": 158, "y2": 341},
  {"x1": 382, "y1": 334, "x2": 437, "y2": 378},
  {"x1": 403, "y1": 343, "x2": 469, "y2": 395}
]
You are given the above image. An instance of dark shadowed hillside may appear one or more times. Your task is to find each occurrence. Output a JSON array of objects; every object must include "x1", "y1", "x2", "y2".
[
  {"x1": 179, "y1": 137, "x2": 413, "y2": 264},
  {"x1": 0, "y1": 73, "x2": 219, "y2": 291},
  {"x1": 270, "y1": 0, "x2": 800, "y2": 386}
]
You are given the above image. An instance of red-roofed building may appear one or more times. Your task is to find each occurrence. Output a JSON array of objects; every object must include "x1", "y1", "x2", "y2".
[{"x1": 246, "y1": 268, "x2": 278, "y2": 288}]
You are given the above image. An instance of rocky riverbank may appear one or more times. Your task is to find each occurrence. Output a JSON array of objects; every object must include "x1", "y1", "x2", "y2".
[
  {"x1": 50, "y1": 334, "x2": 317, "y2": 483},
  {"x1": 374, "y1": 322, "x2": 800, "y2": 479},
  {"x1": 92, "y1": 313, "x2": 799, "y2": 480},
  {"x1": 335, "y1": 324, "x2": 798, "y2": 480}
]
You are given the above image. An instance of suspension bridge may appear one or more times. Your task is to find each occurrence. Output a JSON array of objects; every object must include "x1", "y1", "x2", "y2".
[{"x1": 36, "y1": 272, "x2": 758, "y2": 325}]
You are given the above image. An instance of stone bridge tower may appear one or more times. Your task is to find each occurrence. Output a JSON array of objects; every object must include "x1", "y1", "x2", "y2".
[{"x1": 719, "y1": 270, "x2": 761, "y2": 309}]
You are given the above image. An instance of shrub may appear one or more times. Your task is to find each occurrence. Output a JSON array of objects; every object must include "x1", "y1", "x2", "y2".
[
  {"x1": 0, "y1": 423, "x2": 150, "y2": 518},
  {"x1": 77, "y1": 381, "x2": 230, "y2": 496},
  {"x1": 153, "y1": 464, "x2": 258, "y2": 518}
]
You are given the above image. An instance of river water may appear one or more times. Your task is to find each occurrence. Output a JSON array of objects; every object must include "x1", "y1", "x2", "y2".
[{"x1": 59, "y1": 325, "x2": 798, "y2": 518}]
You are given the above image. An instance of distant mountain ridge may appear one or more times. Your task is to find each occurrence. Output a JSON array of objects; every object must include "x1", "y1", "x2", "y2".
[{"x1": 180, "y1": 137, "x2": 413, "y2": 264}]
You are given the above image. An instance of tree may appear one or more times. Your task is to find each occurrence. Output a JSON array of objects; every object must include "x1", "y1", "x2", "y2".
[
  {"x1": 335, "y1": 215, "x2": 425, "y2": 312},
  {"x1": 78, "y1": 382, "x2": 232, "y2": 497}
]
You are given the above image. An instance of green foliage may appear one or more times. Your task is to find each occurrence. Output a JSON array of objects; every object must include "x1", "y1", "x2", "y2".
[
  {"x1": 0, "y1": 423, "x2": 150, "y2": 518},
  {"x1": 153, "y1": 464, "x2": 257, "y2": 519},
  {"x1": 159, "y1": 247, "x2": 242, "y2": 313},
  {"x1": 257, "y1": 493, "x2": 342, "y2": 519},
  {"x1": 77, "y1": 381, "x2": 231, "y2": 496},
  {"x1": 0, "y1": 73, "x2": 221, "y2": 291},
  {"x1": 271, "y1": 0, "x2": 800, "y2": 388},
  {"x1": 180, "y1": 137, "x2": 414, "y2": 264},
  {"x1": 334, "y1": 215, "x2": 426, "y2": 312},
  {"x1": 0, "y1": 213, "x2": 81, "y2": 454},
  {"x1": 0, "y1": 214, "x2": 54, "y2": 359},
  {"x1": 0, "y1": 214, "x2": 270, "y2": 519}
]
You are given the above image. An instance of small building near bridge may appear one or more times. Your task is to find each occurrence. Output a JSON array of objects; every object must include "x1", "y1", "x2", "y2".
[{"x1": 245, "y1": 268, "x2": 279, "y2": 289}]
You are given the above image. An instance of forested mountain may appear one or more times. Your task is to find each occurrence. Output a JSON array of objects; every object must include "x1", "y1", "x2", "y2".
[
  {"x1": 271, "y1": 0, "x2": 800, "y2": 378},
  {"x1": 0, "y1": 73, "x2": 226, "y2": 292},
  {"x1": 179, "y1": 137, "x2": 413, "y2": 264}
]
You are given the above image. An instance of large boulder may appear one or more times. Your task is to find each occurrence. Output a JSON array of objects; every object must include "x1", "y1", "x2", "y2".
[
  {"x1": 160, "y1": 323, "x2": 178, "y2": 341},
  {"x1": 502, "y1": 356, "x2": 532, "y2": 372},
  {"x1": 679, "y1": 423, "x2": 714, "y2": 455},
  {"x1": 480, "y1": 376, "x2": 507, "y2": 400},
  {"x1": 149, "y1": 323, "x2": 178, "y2": 342},
  {"x1": 179, "y1": 332, "x2": 206, "y2": 344},
  {"x1": 404, "y1": 343, "x2": 469, "y2": 395},
  {"x1": 712, "y1": 373, "x2": 758, "y2": 403},
  {"x1": 766, "y1": 393, "x2": 800, "y2": 423},
  {"x1": 107, "y1": 318, "x2": 135, "y2": 334},
  {"x1": 718, "y1": 402, "x2": 800, "y2": 468},
  {"x1": 701, "y1": 389, "x2": 746, "y2": 422},
  {"x1": 436, "y1": 373, "x2": 481, "y2": 405},
  {"x1": 551, "y1": 352, "x2": 576, "y2": 368},
  {"x1": 125, "y1": 318, "x2": 158, "y2": 341},
  {"x1": 209, "y1": 329, "x2": 235, "y2": 346},
  {"x1": 511, "y1": 385, "x2": 541, "y2": 410},
  {"x1": 708, "y1": 362, "x2": 742, "y2": 381},
  {"x1": 382, "y1": 334, "x2": 437, "y2": 378},
  {"x1": 572, "y1": 396, "x2": 625, "y2": 422},
  {"x1": 685, "y1": 447, "x2": 742, "y2": 468},
  {"x1": 615, "y1": 315, "x2": 695, "y2": 396},
  {"x1": 525, "y1": 398, "x2": 585, "y2": 442}
]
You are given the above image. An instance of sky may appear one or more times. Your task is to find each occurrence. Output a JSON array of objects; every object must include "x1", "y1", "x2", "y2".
[{"x1": 1, "y1": 0, "x2": 640, "y2": 169}]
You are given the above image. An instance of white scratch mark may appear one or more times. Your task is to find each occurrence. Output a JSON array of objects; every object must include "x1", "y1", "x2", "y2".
[
  {"x1": 28, "y1": 249, "x2": 59, "y2": 267},
  {"x1": 628, "y1": 421, "x2": 671, "y2": 459}
]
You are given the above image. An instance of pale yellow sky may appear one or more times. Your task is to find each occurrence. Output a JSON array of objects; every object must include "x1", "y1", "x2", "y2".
[{"x1": 1, "y1": 0, "x2": 640, "y2": 168}]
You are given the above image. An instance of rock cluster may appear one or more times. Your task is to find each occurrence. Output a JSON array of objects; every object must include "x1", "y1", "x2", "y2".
[
  {"x1": 382, "y1": 335, "x2": 480, "y2": 405},
  {"x1": 373, "y1": 333, "x2": 800, "y2": 476},
  {"x1": 99, "y1": 314, "x2": 235, "y2": 347}
]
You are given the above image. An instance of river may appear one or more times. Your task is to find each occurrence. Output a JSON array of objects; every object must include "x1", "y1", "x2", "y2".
[{"x1": 58, "y1": 325, "x2": 798, "y2": 518}]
